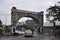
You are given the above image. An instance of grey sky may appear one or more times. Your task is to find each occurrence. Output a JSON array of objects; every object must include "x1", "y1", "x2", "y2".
[{"x1": 0, "y1": 0, "x2": 59, "y2": 25}]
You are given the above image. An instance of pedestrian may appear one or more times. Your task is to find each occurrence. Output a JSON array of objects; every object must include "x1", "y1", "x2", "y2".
[
  {"x1": 37, "y1": 27, "x2": 40, "y2": 33},
  {"x1": 31, "y1": 29, "x2": 34, "y2": 34}
]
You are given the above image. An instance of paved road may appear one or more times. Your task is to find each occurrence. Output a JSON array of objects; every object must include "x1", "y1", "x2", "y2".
[{"x1": 0, "y1": 34, "x2": 59, "y2": 40}]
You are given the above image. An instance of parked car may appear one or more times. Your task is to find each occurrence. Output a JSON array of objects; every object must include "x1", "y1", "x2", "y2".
[
  {"x1": 15, "y1": 30, "x2": 25, "y2": 35},
  {"x1": 24, "y1": 30, "x2": 33, "y2": 37}
]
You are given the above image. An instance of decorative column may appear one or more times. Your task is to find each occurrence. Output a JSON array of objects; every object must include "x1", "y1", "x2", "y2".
[{"x1": 11, "y1": 7, "x2": 17, "y2": 33}]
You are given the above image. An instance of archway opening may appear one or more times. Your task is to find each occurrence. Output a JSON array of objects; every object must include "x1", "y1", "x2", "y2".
[{"x1": 16, "y1": 17, "x2": 39, "y2": 31}]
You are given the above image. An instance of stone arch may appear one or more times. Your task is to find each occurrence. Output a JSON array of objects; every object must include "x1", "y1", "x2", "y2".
[
  {"x1": 11, "y1": 7, "x2": 43, "y2": 33},
  {"x1": 17, "y1": 15, "x2": 40, "y2": 27}
]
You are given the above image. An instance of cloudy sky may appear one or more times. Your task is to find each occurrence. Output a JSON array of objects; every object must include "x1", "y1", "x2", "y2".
[{"x1": 0, "y1": 0, "x2": 59, "y2": 25}]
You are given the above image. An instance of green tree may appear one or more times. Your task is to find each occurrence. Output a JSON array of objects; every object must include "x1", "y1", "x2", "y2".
[
  {"x1": 4, "y1": 26, "x2": 11, "y2": 33},
  {"x1": 0, "y1": 20, "x2": 3, "y2": 35},
  {"x1": 46, "y1": 2, "x2": 60, "y2": 34},
  {"x1": 16, "y1": 24, "x2": 34, "y2": 30},
  {"x1": 46, "y1": 2, "x2": 60, "y2": 22},
  {"x1": 0, "y1": 20, "x2": 2, "y2": 27}
]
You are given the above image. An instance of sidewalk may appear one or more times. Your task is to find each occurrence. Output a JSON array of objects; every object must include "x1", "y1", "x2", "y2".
[
  {"x1": 51, "y1": 36, "x2": 60, "y2": 40},
  {"x1": 3, "y1": 33, "x2": 13, "y2": 36}
]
